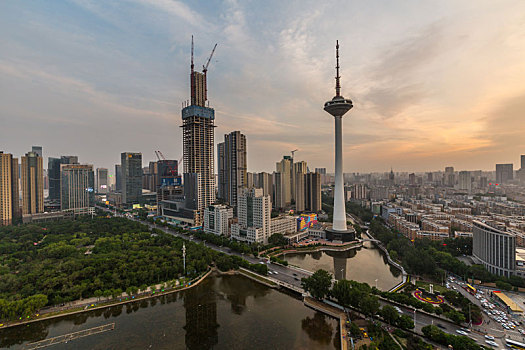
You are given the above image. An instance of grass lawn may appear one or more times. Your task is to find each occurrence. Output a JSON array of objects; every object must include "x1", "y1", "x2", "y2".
[{"x1": 415, "y1": 280, "x2": 448, "y2": 294}]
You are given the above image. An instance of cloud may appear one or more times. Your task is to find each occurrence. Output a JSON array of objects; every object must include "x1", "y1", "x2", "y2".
[{"x1": 129, "y1": 0, "x2": 206, "y2": 26}]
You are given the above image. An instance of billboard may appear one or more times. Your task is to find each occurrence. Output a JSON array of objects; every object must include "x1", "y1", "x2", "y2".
[
  {"x1": 161, "y1": 177, "x2": 182, "y2": 187},
  {"x1": 297, "y1": 213, "x2": 318, "y2": 232}
]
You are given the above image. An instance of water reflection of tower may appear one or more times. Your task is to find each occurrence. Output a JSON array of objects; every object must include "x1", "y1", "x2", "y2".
[
  {"x1": 324, "y1": 251, "x2": 347, "y2": 280},
  {"x1": 183, "y1": 291, "x2": 219, "y2": 350}
]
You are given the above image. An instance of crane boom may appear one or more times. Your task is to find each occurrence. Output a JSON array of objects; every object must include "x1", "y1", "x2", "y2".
[
  {"x1": 203, "y1": 43, "x2": 217, "y2": 73},
  {"x1": 157, "y1": 150, "x2": 167, "y2": 160}
]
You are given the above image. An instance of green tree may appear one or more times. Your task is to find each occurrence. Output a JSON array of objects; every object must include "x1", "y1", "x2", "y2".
[
  {"x1": 380, "y1": 305, "x2": 399, "y2": 325},
  {"x1": 268, "y1": 233, "x2": 287, "y2": 246},
  {"x1": 301, "y1": 269, "x2": 333, "y2": 300},
  {"x1": 348, "y1": 322, "x2": 361, "y2": 338},
  {"x1": 331, "y1": 280, "x2": 352, "y2": 308},
  {"x1": 397, "y1": 314, "x2": 415, "y2": 330},
  {"x1": 360, "y1": 296, "x2": 380, "y2": 319}
]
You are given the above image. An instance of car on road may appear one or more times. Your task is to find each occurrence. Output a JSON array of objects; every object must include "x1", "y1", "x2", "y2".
[
  {"x1": 293, "y1": 273, "x2": 297, "y2": 276},
  {"x1": 456, "y1": 330, "x2": 469, "y2": 336},
  {"x1": 485, "y1": 340, "x2": 498, "y2": 348},
  {"x1": 437, "y1": 324, "x2": 446, "y2": 329},
  {"x1": 273, "y1": 271, "x2": 278, "y2": 275},
  {"x1": 485, "y1": 335, "x2": 495, "y2": 340}
]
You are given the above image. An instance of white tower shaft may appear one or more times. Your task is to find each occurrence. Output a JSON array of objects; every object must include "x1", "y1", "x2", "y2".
[{"x1": 333, "y1": 115, "x2": 347, "y2": 231}]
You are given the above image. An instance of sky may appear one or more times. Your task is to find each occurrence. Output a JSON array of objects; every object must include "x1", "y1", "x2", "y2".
[{"x1": 1, "y1": 0, "x2": 525, "y2": 174}]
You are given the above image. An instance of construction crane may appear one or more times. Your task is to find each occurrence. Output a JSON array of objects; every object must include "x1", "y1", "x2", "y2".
[
  {"x1": 203, "y1": 43, "x2": 217, "y2": 74},
  {"x1": 291, "y1": 149, "x2": 298, "y2": 160}
]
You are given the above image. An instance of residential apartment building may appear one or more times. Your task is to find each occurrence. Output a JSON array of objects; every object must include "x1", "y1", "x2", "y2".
[
  {"x1": 0, "y1": 152, "x2": 19, "y2": 225},
  {"x1": 21, "y1": 151, "x2": 44, "y2": 215}
]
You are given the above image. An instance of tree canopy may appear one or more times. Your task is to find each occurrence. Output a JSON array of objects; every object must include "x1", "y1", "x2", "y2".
[
  {"x1": 301, "y1": 269, "x2": 332, "y2": 300},
  {"x1": 0, "y1": 216, "x2": 266, "y2": 321}
]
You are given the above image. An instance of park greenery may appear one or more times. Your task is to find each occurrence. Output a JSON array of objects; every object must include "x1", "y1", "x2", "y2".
[{"x1": 0, "y1": 216, "x2": 267, "y2": 321}]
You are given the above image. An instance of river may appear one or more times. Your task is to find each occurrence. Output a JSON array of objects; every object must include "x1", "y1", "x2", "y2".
[
  {"x1": 282, "y1": 240, "x2": 402, "y2": 291},
  {"x1": 0, "y1": 274, "x2": 339, "y2": 350}
]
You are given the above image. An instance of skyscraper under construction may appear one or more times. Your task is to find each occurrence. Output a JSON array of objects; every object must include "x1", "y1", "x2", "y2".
[{"x1": 181, "y1": 38, "x2": 217, "y2": 226}]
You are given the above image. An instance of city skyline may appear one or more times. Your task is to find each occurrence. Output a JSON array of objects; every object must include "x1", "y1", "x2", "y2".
[{"x1": 2, "y1": 1, "x2": 525, "y2": 173}]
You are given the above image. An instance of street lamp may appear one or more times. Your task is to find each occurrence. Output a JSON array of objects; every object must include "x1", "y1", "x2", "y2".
[
  {"x1": 375, "y1": 279, "x2": 378, "y2": 289},
  {"x1": 182, "y1": 243, "x2": 186, "y2": 275},
  {"x1": 341, "y1": 268, "x2": 344, "y2": 280}
]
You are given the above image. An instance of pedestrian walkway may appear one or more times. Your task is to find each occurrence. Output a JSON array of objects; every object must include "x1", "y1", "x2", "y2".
[{"x1": 25, "y1": 323, "x2": 115, "y2": 349}]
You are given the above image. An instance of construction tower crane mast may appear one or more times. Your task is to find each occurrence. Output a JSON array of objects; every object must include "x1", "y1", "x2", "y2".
[{"x1": 291, "y1": 149, "x2": 298, "y2": 159}]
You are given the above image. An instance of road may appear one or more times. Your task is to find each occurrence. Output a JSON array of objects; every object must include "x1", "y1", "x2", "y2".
[
  {"x1": 390, "y1": 302, "x2": 496, "y2": 347},
  {"x1": 447, "y1": 278, "x2": 525, "y2": 348}
]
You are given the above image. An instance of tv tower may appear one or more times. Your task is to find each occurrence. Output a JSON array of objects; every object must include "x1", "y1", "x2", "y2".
[{"x1": 324, "y1": 40, "x2": 355, "y2": 242}]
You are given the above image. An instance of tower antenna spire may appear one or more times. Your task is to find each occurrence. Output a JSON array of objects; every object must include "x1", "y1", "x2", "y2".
[
  {"x1": 191, "y1": 35, "x2": 194, "y2": 73},
  {"x1": 335, "y1": 40, "x2": 341, "y2": 97}
]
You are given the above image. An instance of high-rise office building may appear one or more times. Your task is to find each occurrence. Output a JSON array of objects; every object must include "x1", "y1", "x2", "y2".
[
  {"x1": 217, "y1": 131, "x2": 247, "y2": 211},
  {"x1": 496, "y1": 163, "x2": 513, "y2": 184},
  {"x1": 121, "y1": 152, "x2": 142, "y2": 205},
  {"x1": 115, "y1": 164, "x2": 122, "y2": 192},
  {"x1": 257, "y1": 172, "x2": 273, "y2": 197},
  {"x1": 31, "y1": 146, "x2": 42, "y2": 158},
  {"x1": 473, "y1": 221, "x2": 515, "y2": 277},
  {"x1": 305, "y1": 172, "x2": 321, "y2": 212},
  {"x1": 231, "y1": 188, "x2": 271, "y2": 244},
  {"x1": 0, "y1": 152, "x2": 19, "y2": 225},
  {"x1": 49, "y1": 156, "x2": 79, "y2": 203},
  {"x1": 408, "y1": 173, "x2": 416, "y2": 185},
  {"x1": 96, "y1": 168, "x2": 108, "y2": 194},
  {"x1": 246, "y1": 172, "x2": 255, "y2": 189},
  {"x1": 48, "y1": 158, "x2": 61, "y2": 202},
  {"x1": 61, "y1": 164, "x2": 95, "y2": 214},
  {"x1": 294, "y1": 161, "x2": 307, "y2": 212},
  {"x1": 519, "y1": 155, "x2": 525, "y2": 183},
  {"x1": 315, "y1": 168, "x2": 326, "y2": 175},
  {"x1": 273, "y1": 172, "x2": 285, "y2": 210},
  {"x1": 61, "y1": 156, "x2": 79, "y2": 165},
  {"x1": 275, "y1": 156, "x2": 292, "y2": 207},
  {"x1": 181, "y1": 39, "x2": 217, "y2": 225},
  {"x1": 21, "y1": 151, "x2": 44, "y2": 215},
  {"x1": 458, "y1": 171, "x2": 472, "y2": 192}
]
